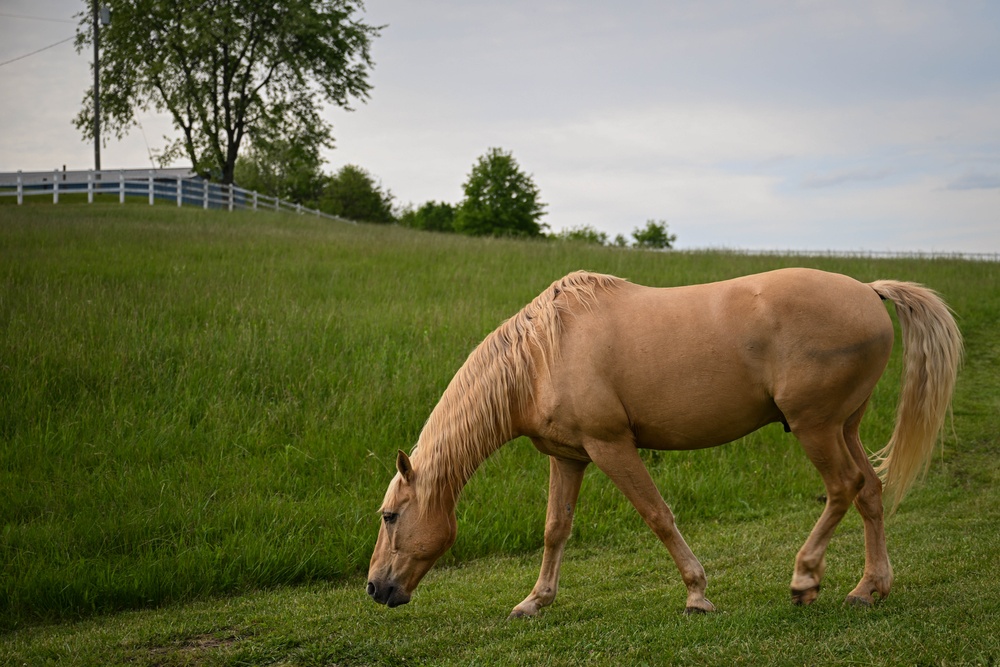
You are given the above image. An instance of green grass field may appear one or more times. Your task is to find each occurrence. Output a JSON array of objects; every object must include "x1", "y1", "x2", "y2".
[{"x1": 1, "y1": 204, "x2": 998, "y2": 664}]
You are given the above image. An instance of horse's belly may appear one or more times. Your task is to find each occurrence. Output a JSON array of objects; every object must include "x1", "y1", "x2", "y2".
[
  {"x1": 631, "y1": 400, "x2": 780, "y2": 450},
  {"x1": 622, "y1": 376, "x2": 782, "y2": 450}
]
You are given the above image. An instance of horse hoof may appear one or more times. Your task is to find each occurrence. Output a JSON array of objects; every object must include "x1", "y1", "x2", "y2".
[
  {"x1": 791, "y1": 585, "x2": 821, "y2": 606},
  {"x1": 508, "y1": 608, "x2": 534, "y2": 620},
  {"x1": 845, "y1": 595, "x2": 873, "y2": 608},
  {"x1": 684, "y1": 599, "x2": 715, "y2": 615}
]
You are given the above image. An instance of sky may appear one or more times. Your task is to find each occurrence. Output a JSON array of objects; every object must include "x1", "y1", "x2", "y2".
[{"x1": 1, "y1": 0, "x2": 998, "y2": 253}]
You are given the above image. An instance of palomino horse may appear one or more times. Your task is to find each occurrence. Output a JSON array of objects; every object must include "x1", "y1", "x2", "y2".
[{"x1": 367, "y1": 268, "x2": 962, "y2": 615}]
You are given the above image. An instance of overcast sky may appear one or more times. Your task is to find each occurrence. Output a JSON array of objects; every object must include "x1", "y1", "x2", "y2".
[{"x1": 2, "y1": 1, "x2": 998, "y2": 252}]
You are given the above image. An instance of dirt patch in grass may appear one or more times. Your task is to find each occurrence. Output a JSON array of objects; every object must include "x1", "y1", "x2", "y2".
[{"x1": 143, "y1": 628, "x2": 244, "y2": 664}]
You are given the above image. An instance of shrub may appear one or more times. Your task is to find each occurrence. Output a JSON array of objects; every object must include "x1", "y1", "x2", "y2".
[
  {"x1": 399, "y1": 201, "x2": 456, "y2": 232},
  {"x1": 555, "y1": 225, "x2": 609, "y2": 245},
  {"x1": 632, "y1": 219, "x2": 677, "y2": 249},
  {"x1": 319, "y1": 165, "x2": 395, "y2": 223}
]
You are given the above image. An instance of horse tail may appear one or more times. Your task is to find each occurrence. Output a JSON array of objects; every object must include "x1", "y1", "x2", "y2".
[{"x1": 868, "y1": 280, "x2": 963, "y2": 512}]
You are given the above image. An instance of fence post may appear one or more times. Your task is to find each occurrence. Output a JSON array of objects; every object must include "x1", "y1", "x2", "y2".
[
  {"x1": 176, "y1": 176, "x2": 183, "y2": 207},
  {"x1": 228, "y1": 184, "x2": 234, "y2": 212},
  {"x1": 274, "y1": 197, "x2": 280, "y2": 212},
  {"x1": 53, "y1": 169, "x2": 59, "y2": 204},
  {"x1": 119, "y1": 170, "x2": 125, "y2": 204},
  {"x1": 16, "y1": 170, "x2": 23, "y2": 205},
  {"x1": 296, "y1": 203, "x2": 302, "y2": 215},
  {"x1": 148, "y1": 171, "x2": 155, "y2": 206},
  {"x1": 88, "y1": 170, "x2": 94, "y2": 204},
  {"x1": 203, "y1": 180, "x2": 209, "y2": 209},
  {"x1": 253, "y1": 191, "x2": 258, "y2": 211}
]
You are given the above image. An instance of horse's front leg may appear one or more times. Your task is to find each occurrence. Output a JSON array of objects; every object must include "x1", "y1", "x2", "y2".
[
  {"x1": 584, "y1": 438, "x2": 715, "y2": 614},
  {"x1": 509, "y1": 455, "x2": 588, "y2": 618}
]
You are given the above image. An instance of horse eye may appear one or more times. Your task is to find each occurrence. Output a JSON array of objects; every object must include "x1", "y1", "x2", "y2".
[{"x1": 382, "y1": 512, "x2": 398, "y2": 525}]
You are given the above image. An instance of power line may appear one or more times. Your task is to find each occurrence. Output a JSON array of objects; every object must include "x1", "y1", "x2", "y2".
[
  {"x1": 0, "y1": 35, "x2": 76, "y2": 68},
  {"x1": 0, "y1": 12, "x2": 75, "y2": 24}
]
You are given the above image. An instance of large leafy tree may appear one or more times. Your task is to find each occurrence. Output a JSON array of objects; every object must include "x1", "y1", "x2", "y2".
[
  {"x1": 75, "y1": 0, "x2": 380, "y2": 184},
  {"x1": 455, "y1": 148, "x2": 546, "y2": 237}
]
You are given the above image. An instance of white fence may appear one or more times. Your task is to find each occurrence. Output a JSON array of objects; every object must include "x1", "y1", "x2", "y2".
[
  {"x1": 683, "y1": 246, "x2": 1000, "y2": 262},
  {"x1": 0, "y1": 168, "x2": 354, "y2": 224}
]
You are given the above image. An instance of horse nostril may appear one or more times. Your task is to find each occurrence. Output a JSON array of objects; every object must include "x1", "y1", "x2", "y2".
[{"x1": 366, "y1": 581, "x2": 376, "y2": 598}]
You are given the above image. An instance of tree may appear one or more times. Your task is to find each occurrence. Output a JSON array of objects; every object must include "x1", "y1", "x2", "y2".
[
  {"x1": 454, "y1": 148, "x2": 546, "y2": 237},
  {"x1": 233, "y1": 120, "x2": 330, "y2": 206},
  {"x1": 632, "y1": 219, "x2": 677, "y2": 249},
  {"x1": 399, "y1": 201, "x2": 456, "y2": 233},
  {"x1": 555, "y1": 225, "x2": 608, "y2": 245},
  {"x1": 75, "y1": 0, "x2": 380, "y2": 184},
  {"x1": 319, "y1": 164, "x2": 394, "y2": 223}
]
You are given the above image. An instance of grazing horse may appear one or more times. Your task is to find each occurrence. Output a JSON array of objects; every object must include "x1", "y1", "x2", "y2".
[{"x1": 366, "y1": 268, "x2": 962, "y2": 616}]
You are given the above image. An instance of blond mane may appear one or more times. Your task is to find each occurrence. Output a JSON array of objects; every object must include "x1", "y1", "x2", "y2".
[{"x1": 410, "y1": 271, "x2": 625, "y2": 513}]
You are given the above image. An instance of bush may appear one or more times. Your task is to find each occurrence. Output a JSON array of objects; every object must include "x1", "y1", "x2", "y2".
[
  {"x1": 319, "y1": 165, "x2": 395, "y2": 223},
  {"x1": 233, "y1": 130, "x2": 328, "y2": 207},
  {"x1": 632, "y1": 219, "x2": 677, "y2": 249},
  {"x1": 554, "y1": 225, "x2": 609, "y2": 245},
  {"x1": 399, "y1": 201, "x2": 456, "y2": 232}
]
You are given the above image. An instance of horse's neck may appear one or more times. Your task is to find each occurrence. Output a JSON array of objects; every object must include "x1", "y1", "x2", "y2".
[
  {"x1": 409, "y1": 297, "x2": 543, "y2": 509},
  {"x1": 412, "y1": 363, "x2": 520, "y2": 509}
]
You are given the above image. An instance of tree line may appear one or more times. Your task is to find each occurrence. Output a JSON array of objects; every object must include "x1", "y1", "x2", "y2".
[
  {"x1": 396, "y1": 146, "x2": 676, "y2": 249},
  {"x1": 237, "y1": 144, "x2": 676, "y2": 249},
  {"x1": 396, "y1": 146, "x2": 676, "y2": 248},
  {"x1": 76, "y1": 0, "x2": 674, "y2": 248}
]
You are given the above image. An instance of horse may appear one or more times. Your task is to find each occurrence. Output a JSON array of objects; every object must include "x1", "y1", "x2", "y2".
[{"x1": 366, "y1": 268, "x2": 962, "y2": 616}]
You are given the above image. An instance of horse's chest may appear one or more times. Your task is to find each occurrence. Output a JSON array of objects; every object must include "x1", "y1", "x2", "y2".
[{"x1": 528, "y1": 436, "x2": 592, "y2": 462}]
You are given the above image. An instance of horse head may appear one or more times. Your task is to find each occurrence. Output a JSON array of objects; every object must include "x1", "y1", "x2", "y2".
[{"x1": 366, "y1": 449, "x2": 457, "y2": 608}]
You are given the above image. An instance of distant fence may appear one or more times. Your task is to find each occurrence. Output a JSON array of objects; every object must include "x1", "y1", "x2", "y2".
[
  {"x1": 683, "y1": 247, "x2": 1000, "y2": 263},
  {"x1": 0, "y1": 168, "x2": 354, "y2": 224},
  {"x1": 3, "y1": 169, "x2": 996, "y2": 262}
]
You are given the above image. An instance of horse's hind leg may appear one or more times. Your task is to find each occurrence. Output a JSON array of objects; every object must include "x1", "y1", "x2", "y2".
[
  {"x1": 510, "y1": 455, "x2": 588, "y2": 618},
  {"x1": 791, "y1": 424, "x2": 865, "y2": 605},
  {"x1": 843, "y1": 402, "x2": 893, "y2": 605},
  {"x1": 583, "y1": 438, "x2": 715, "y2": 614}
]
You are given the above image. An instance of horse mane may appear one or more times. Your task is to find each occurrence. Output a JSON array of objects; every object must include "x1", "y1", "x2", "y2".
[{"x1": 410, "y1": 271, "x2": 625, "y2": 513}]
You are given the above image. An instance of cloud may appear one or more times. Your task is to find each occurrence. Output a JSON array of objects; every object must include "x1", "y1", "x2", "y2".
[
  {"x1": 801, "y1": 168, "x2": 890, "y2": 189},
  {"x1": 947, "y1": 172, "x2": 1000, "y2": 191}
]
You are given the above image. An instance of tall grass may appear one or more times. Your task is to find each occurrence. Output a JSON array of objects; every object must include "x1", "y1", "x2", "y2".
[{"x1": 1, "y1": 204, "x2": 996, "y2": 630}]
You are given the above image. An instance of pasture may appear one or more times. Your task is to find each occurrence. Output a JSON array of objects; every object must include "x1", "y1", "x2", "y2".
[{"x1": 1, "y1": 204, "x2": 998, "y2": 664}]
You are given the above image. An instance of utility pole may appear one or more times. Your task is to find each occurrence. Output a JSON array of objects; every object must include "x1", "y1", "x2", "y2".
[
  {"x1": 93, "y1": 0, "x2": 100, "y2": 171},
  {"x1": 93, "y1": 2, "x2": 109, "y2": 172}
]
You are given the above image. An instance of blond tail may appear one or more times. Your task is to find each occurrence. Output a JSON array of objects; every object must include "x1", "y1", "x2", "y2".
[{"x1": 868, "y1": 280, "x2": 963, "y2": 512}]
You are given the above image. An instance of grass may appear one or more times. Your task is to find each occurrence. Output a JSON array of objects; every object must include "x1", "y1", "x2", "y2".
[
  {"x1": 1, "y1": 203, "x2": 998, "y2": 664},
  {"x1": 3, "y1": 481, "x2": 998, "y2": 665}
]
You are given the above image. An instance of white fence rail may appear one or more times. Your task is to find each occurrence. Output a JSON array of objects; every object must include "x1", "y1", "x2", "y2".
[
  {"x1": 0, "y1": 168, "x2": 354, "y2": 224},
  {"x1": 682, "y1": 247, "x2": 1000, "y2": 263}
]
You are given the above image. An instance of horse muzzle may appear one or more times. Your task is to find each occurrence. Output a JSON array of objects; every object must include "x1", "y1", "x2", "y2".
[{"x1": 366, "y1": 579, "x2": 411, "y2": 608}]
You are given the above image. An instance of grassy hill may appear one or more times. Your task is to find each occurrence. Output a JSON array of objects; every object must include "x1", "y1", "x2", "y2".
[{"x1": 1, "y1": 204, "x2": 998, "y2": 664}]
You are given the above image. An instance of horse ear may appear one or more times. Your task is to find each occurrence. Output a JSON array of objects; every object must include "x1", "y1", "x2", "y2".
[{"x1": 396, "y1": 450, "x2": 414, "y2": 482}]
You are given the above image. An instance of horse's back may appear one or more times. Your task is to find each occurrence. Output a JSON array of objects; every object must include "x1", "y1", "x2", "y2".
[{"x1": 528, "y1": 269, "x2": 894, "y2": 452}]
